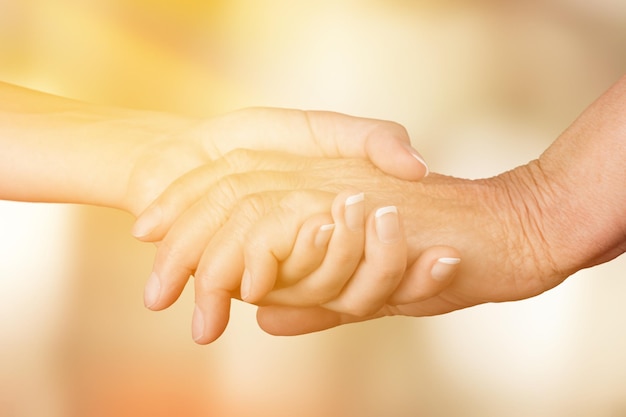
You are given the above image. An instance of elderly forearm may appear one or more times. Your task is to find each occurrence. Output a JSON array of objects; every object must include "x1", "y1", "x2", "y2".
[{"x1": 517, "y1": 75, "x2": 626, "y2": 274}]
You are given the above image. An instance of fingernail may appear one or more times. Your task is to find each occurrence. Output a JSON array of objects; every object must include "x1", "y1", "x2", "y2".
[
  {"x1": 131, "y1": 205, "x2": 162, "y2": 238},
  {"x1": 241, "y1": 269, "x2": 252, "y2": 301},
  {"x1": 431, "y1": 257, "x2": 461, "y2": 281},
  {"x1": 192, "y1": 304, "x2": 205, "y2": 342},
  {"x1": 344, "y1": 192, "x2": 365, "y2": 231},
  {"x1": 144, "y1": 272, "x2": 161, "y2": 308},
  {"x1": 402, "y1": 142, "x2": 429, "y2": 177},
  {"x1": 315, "y1": 224, "x2": 335, "y2": 248},
  {"x1": 375, "y1": 206, "x2": 400, "y2": 244}
]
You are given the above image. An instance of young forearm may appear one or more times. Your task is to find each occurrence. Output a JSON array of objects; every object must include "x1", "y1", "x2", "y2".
[{"x1": 0, "y1": 82, "x2": 195, "y2": 211}]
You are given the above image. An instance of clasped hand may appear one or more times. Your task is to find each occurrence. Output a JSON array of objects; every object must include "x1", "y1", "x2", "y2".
[{"x1": 132, "y1": 147, "x2": 565, "y2": 344}]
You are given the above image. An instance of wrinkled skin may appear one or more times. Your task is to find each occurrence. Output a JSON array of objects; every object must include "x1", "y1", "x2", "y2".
[{"x1": 139, "y1": 150, "x2": 565, "y2": 339}]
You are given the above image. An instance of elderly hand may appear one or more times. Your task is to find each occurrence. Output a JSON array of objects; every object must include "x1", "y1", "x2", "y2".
[{"x1": 136, "y1": 150, "x2": 555, "y2": 343}]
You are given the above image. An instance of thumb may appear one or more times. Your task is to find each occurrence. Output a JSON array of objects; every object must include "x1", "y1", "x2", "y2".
[{"x1": 305, "y1": 110, "x2": 429, "y2": 181}]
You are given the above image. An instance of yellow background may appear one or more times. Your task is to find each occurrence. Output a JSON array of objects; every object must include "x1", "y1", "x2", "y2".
[{"x1": 1, "y1": 1, "x2": 625, "y2": 416}]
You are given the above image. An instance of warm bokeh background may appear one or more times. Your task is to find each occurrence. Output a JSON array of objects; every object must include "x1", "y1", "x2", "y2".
[{"x1": 1, "y1": 1, "x2": 625, "y2": 416}]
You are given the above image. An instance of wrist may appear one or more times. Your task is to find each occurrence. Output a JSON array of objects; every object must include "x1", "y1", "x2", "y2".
[
  {"x1": 114, "y1": 111, "x2": 208, "y2": 215},
  {"x1": 0, "y1": 82, "x2": 203, "y2": 214}
]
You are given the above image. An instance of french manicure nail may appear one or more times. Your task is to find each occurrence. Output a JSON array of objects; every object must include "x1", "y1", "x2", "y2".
[
  {"x1": 375, "y1": 206, "x2": 400, "y2": 244},
  {"x1": 431, "y1": 257, "x2": 461, "y2": 281},
  {"x1": 344, "y1": 192, "x2": 365, "y2": 231},
  {"x1": 131, "y1": 205, "x2": 163, "y2": 238},
  {"x1": 144, "y1": 272, "x2": 161, "y2": 308},
  {"x1": 240, "y1": 269, "x2": 252, "y2": 301},
  {"x1": 402, "y1": 142, "x2": 430, "y2": 177},
  {"x1": 192, "y1": 304, "x2": 205, "y2": 342},
  {"x1": 315, "y1": 224, "x2": 335, "y2": 248}
]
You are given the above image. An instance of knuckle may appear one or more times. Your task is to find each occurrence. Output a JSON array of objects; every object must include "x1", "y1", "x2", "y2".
[
  {"x1": 238, "y1": 193, "x2": 272, "y2": 219},
  {"x1": 374, "y1": 262, "x2": 405, "y2": 282},
  {"x1": 331, "y1": 247, "x2": 359, "y2": 266},
  {"x1": 202, "y1": 173, "x2": 249, "y2": 214},
  {"x1": 278, "y1": 189, "x2": 331, "y2": 213},
  {"x1": 223, "y1": 148, "x2": 254, "y2": 170},
  {"x1": 228, "y1": 193, "x2": 279, "y2": 239},
  {"x1": 158, "y1": 239, "x2": 196, "y2": 277},
  {"x1": 373, "y1": 119, "x2": 409, "y2": 141},
  {"x1": 305, "y1": 282, "x2": 344, "y2": 306}
]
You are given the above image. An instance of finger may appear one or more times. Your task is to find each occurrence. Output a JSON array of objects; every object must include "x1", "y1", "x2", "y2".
[
  {"x1": 240, "y1": 192, "x2": 334, "y2": 303},
  {"x1": 143, "y1": 170, "x2": 302, "y2": 311},
  {"x1": 256, "y1": 305, "x2": 383, "y2": 336},
  {"x1": 305, "y1": 110, "x2": 429, "y2": 180},
  {"x1": 192, "y1": 289, "x2": 232, "y2": 345},
  {"x1": 191, "y1": 193, "x2": 277, "y2": 344},
  {"x1": 191, "y1": 191, "x2": 332, "y2": 342},
  {"x1": 277, "y1": 214, "x2": 335, "y2": 287},
  {"x1": 260, "y1": 191, "x2": 366, "y2": 307},
  {"x1": 191, "y1": 239, "x2": 242, "y2": 345},
  {"x1": 132, "y1": 149, "x2": 309, "y2": 242},
  {"x1": 204, "y1": 108, "x2": 428, "y2": 181},
  {"x1": 322, "y1": 205, "x2": 407, "y2": 317},
  {"x1": 388, "y1": 246, "x2": 461, "y2": 305},
  {"x1": 243, "y1": 212, "x2": 335, "y2": 301}
]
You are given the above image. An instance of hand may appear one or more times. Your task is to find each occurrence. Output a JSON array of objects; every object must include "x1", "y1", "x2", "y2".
[
  {"x1": 138, "y1": 151, "x2": 558, "y2": 343},
  {"x1": 255, "y1": 76, "x2": 626, "y2": 336},
  {"x1": 138, "y1": 77, "x2": 626, "y2": 341},
  {"x1": 242, "y1": 192, "x2": 462, "y2": 316},
  {"x1": 124, "y1": 107, "x2": 428, "y2": 218},
  {"x1": 0, "y1": 84, "x2": 426, "y2": 212}
]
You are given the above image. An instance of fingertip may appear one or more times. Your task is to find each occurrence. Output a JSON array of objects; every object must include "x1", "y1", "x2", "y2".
[
  {"x1": 332, "y1": 191, "x2": 365, "y2": 232},
  {"x1": 191, "y1": 304, "x2": 205, "y2": 342},
  {"x1": 143, "y1": 272, "x2": 161, "y2": 309},
  {"x1": 389, "y1": 246, "x2": 460, "y2": 305},
  {"x1": 192, "y1": 294, "x2": 231, "y2": 344},
  {"x1": 131, "y1": 205, "x2": 163, "y2": 241},
  {"x1": 400, "y1": 142, "x2": 429, "y2": 178},
  {"x1": 241, "y1": 268, "x2": 276, "y2": 303},
  {"x1": 431, "y1": 257, "x2": 461, "y2": 282},
  {"x1": 365, "y1": 133, "x2": 429, "y2": 181},
  {"x1": 240, "y1": 269, "x2": 253, "y2": 301},
  {"x1": 374, "y1": 205, "x2": 401, "y2": 244},
  {"x1": 315, "y1": 223, "x2": 335, "y2": 248},
  {"x1": 143, "y1": 270, "x2": 187, "y2": 311}
]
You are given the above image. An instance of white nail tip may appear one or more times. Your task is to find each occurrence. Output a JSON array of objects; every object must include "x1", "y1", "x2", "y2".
[
  {"x1": 319, "y1": 223, "x2": 336, "y2": 232},
  {"x1": 411, "y1": 154, "x2": 430, "y2": 176},
  {"x1": 345, "y1": 192, "x2": 365, "y2": 206},
  {"x1": 437, "y1": 257, "x2": 461, "y2": 265},
  {"x1": 402, "y1": 143, "x2": 430, "y2": 176},
  {"x1": 375, "y1": 206, "x2": 398, "y2": 218}
]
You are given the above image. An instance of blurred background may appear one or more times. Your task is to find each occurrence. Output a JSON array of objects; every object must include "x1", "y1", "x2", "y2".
[{"x1": 1, "y1": 0, "x2": 625, "y2": 416}]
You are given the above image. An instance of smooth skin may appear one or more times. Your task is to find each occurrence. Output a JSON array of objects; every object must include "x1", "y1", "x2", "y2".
[{"x1": 0, "y1": 81, "x2": 429, "y2": 215}]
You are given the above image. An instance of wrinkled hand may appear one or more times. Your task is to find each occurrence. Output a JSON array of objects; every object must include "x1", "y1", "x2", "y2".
[
  {"x1": 137, "y1": 149, "x2": 564, "y2": 342},
  {"x1": 255, "y1": 163, "x2": 571, "y2": 336}
]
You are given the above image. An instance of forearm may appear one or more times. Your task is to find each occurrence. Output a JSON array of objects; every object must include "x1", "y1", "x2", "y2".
[
  {"x1": 0, "y1": 82, "x2": 197, "y2": 212},
  {"x1": 507, "y1": 75, "x2": 626, "y2": 275}
]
